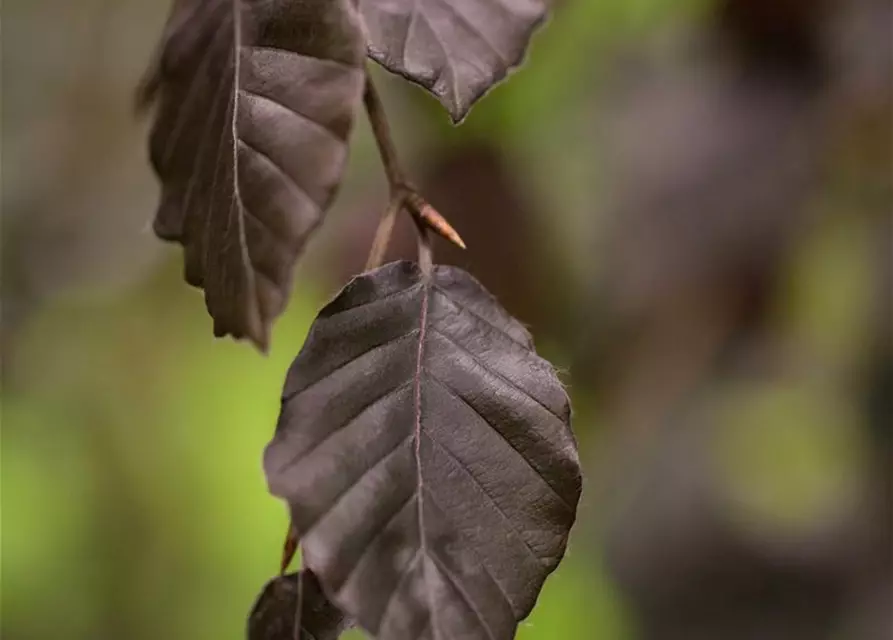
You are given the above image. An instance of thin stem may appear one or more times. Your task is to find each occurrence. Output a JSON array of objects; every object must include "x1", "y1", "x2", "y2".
[
  {"x1": 362, "y1": 73, "x2": 465, "y2": 271},
  {"x1": 363, "y1": 75, "x2": 406, "y2": 190},
  {"x1": 365, "y1": 194, "x2": 404, "y2": 270},
  {"x1": 418, "y1": 228, "x2": 433, "y2": 276}
]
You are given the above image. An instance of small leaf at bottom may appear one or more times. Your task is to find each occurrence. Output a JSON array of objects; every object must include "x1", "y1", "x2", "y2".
[{"x1": 248, "y1": 571, "x2": 354, "y2": 640}]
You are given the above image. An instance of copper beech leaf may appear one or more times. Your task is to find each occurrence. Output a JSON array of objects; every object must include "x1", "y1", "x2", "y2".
[
  {"x1": 264, "y1": 261, "x2": 582, "y2": 640},
  {"x1": 248, "y1": 571, "x2": 354, "y2": 640},
  {"x1": 359, "y1": 0, "x2": 549, "y2": 121},
  {"x1": 139, "y1": 0, "x2": 366, "y2": 350}
]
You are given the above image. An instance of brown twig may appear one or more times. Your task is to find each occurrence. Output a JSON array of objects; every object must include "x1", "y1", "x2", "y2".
[
  {"x1": 362, "y1": 73, "x2": 465, "y2": 269},
  {"x1": 365, "y1": 194, "x2": 403, "y2": 271},
  {"x1": 280, "y1": 523, "x2": 298, "y2": 575},
  {"x1": 418, "y1": 227, "x2": 433, "y2": 276},
  {"x1": 363, "y1": 77, "x2": 407, "y2": 189}
]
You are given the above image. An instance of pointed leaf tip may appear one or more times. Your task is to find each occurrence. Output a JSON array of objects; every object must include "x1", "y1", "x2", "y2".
[
  {"x1": 360, "y1": 0, "x2": 549, "y2": 119},
  {"x1": 140, "y1": 0, "x2": 366, "y2": 346}
]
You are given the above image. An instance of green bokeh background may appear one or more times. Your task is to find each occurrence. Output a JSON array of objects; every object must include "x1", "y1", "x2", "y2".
[{"x1": 2, "y1": 0, "x2": 888, "y2": 638}]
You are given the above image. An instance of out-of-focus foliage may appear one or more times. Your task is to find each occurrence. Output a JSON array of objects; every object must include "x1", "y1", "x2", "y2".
[{"x1": 2, "y1": 0, "x2": 889, "y2": 638}]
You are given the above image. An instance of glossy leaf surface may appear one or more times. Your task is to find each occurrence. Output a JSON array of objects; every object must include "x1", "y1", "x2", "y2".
[{"x1": 265, "y1": 261, "x2": 582, "y2": 639}]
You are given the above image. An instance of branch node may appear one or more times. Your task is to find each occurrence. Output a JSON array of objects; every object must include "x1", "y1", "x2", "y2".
[{"x1": 363, "y1": 72, "x2": 466, "y2": 271}]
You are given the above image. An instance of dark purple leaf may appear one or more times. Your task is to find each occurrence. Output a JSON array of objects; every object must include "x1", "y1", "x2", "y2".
[
  {"x1": 248, "y1": 570, "x2": 354, "y2": 640},
  {"x1": 264, "y1": 261, "x2": 582, "y2": 640},
  {"x1": 139, "y1": 0, "x2": 366, "y2": 350},
  {"x1": 359, "y1": 0, "x2": 549, "y2": 122}
]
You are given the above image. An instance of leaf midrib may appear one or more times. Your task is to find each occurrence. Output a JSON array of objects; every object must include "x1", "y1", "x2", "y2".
[
  {"x1": 412, "y1": 279, "x2": 439, "y2": 636},
  {"x1": 229, "y1": 0, "x2": 261, "y2": 331},
  {"x1": 410, "y1": 279, "x2": 522, "y2": 640}
]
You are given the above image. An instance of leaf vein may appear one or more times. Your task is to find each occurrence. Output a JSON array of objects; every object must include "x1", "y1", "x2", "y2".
[
  {"x1": 423, "y1": 489, "x2": 507, "y2": 640},
  {"x1": 237, "y1": 138, "x2": 320, "y2": 238},
  {"x1": 413, "y1": 283, "x2": 439, "y2": 636},
  {"x1": 237, "y1": 198, "x2": 299, "y2": 288},
  {"x1": 249, "y1": 44, "x2": 361, "y2": 73},
  {"x1": 283, "y1": 330, "x2": 418, "y2": 402},
  {"x1": 335, "y1": 490, "x2": 416, "y2": 595},
  {"x1": 426, "y1": 552, "x2": 498, "y2": 640},
  {"x1": 282, "y1": 380, "x2": 414, "y2": 477},
  {"x1": 419, "y1": 427, "x2": 545, "y2": 566},
  {"x1": 230, "y1": 0, "x2": 258, "y2": 333},
  {"x1": 303, "y1": 433, "x2": 414, "y2": 540},
  {"x1": 427, "y1": 325, "x2": 563, "y2": 422},
  {"x1": 400, "y1": 1, "x2": 421, "y2": 72},
  {"x1": 239, "y1": 88, "x2": 345, "y2": 147},
  {"x1": 321, "y1": 282, "x2": 425, "y2": 322},
  {"x1": 430, "y1": 0, "x2": 509, "y2": 65},
  {"x1": 376, "y1": 541, "x2": 422, "y2": 633},
  {"x1": 424, "y1": 372, "x2": 575, "y2": 514},
  {"x1": 156, "y1": 12, "x2": 233, "y2": 172},
  {"x1": 431, "y1": 286, "x2": 530, "y2": 348}
]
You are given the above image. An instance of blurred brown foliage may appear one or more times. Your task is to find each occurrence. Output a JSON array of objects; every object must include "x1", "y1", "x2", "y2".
[{"x1": 2, "y1": 0, "x2": 890, "y2": 638}]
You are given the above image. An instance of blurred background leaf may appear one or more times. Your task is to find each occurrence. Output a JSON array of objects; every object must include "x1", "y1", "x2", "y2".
[{"x1": 2, "y1": 0, "x2": 889, "y2": 638}]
